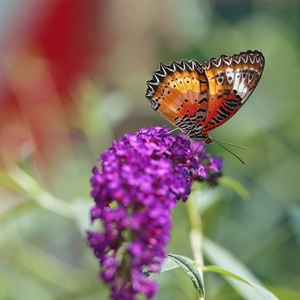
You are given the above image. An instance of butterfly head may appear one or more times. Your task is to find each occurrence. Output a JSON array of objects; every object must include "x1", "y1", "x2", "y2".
[{"x1": 203, "y1": 136, "x2": 214, "y2": 145}]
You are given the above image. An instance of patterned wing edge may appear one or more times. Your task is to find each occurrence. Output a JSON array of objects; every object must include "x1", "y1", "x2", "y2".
[
  {"x1": 203, "y1": 50, "x2": 265, "y2": 71},
  {"x1": 145, "y1": 59, "x2": 202, "y2": 111}
]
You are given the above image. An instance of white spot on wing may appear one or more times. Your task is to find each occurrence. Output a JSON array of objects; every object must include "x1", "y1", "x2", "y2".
[
  {"x1": 226, "y1": 68, "x2": 234, "y2": 85},
  {"x1": 233, "y1": 68, "x2": 249, "y2": 100},
  {"x1": 232, "y1": 70, "x2": 240, "y2": 91}
]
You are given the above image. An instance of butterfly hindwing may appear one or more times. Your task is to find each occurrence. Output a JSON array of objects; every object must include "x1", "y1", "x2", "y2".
[{"x1": 201, "y1": 50, "x2": 265, "y2": 135}]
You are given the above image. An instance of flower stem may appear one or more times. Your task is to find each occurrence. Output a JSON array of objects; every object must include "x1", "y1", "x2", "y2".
[{"x1": 186, "y1": 192, "x2": 205, "y2": 299}]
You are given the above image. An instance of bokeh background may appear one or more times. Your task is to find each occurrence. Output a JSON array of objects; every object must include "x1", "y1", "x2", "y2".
[{"x1": 0, "y1": 0, "x2": 300, "y2": 299}]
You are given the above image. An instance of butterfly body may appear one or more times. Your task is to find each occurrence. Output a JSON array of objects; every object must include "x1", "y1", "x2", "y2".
[{"x1": 146, "y1": 50, "x2": 265, "y2": 144}]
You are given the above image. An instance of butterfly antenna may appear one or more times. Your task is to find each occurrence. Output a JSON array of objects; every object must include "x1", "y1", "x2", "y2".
[
  {"x1": 213, "y1": 139, "x2": 245, "y2": 164},
  {"x1": 213, "y1": 139, "x2": 246, "y2": 150}
]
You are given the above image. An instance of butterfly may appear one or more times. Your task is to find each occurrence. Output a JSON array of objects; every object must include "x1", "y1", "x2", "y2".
[{"x1": 145, "y1": 50, "x2": 265, "y2": 145}]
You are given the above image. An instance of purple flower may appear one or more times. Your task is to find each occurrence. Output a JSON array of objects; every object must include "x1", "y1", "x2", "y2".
[
  {"x1": 195, "y1": 149, "x2": 223, "y2": 186},
  {"x1": 87, "y1": 126, "x2": 223, "y2": 299}
]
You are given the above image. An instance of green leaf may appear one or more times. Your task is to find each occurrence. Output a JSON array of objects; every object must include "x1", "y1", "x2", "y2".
[
  {"x1": 5, "y1": 166, "x2": 75, "y2": 219},
  {"x1": 204, "y1": 265, "x2": 279, "y2": 300},
  {"x1": 219, "y1": 176, "x2": 249, "y2": 199},
  {"x1": 0, "y1": 169, "x2": 24, "y2": 193},
  {"x1": 203, "y1": 237, "x2": 279, "y2": 300},
  {"x1": 144, "y1": 256, "x2": 180, "y2": 278},
  {"x1": 168, "y1": 253, "x2": 205, "y2": 299},
  {"x1": 268, "y1": 285, "x2": 300, "y2": 299},
  {"x1": 288, "y1": 204, "x2": 300, "y2": 246},
  {"x1": 158, "y1": 256, "x2": 181, "y2": 274}
]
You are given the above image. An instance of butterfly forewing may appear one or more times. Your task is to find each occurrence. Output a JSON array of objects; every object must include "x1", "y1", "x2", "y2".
[
  {"x1": 146, "y1": 59, "x2": 209, "y2": 135},
  {"x1": 201, "y1": 50, "x2": 265, "y2": 135}
]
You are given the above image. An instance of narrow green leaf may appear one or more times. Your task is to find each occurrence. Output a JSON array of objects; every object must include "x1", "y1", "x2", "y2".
[
  {"x1": 168, "y1": 253, "x2": 205, "y2": 299},
  {"x1": 144, "y1": 256, "x2": 180, "y2": 278},
  {"x1": 204, "y1": 265, "x2": 279, "y2": 300},
  {"x1": 159, "y1": 256, "x2": 181, "y2": 273},
  {"x1": 219, "y1": 176, "x2": 249, "y2": 199},
  {"x1": 268, "y1": 285, "x2": 300, "y2": 299},
  {"x1": 203, "y1": 237, "x2": 279, "y2": 300},
  {"x1": 288, "y1": 204, "x2": 300, "y2": 246},
  {"x1": 0, "y1": 169, "x2": 24, "y2": 193},
  {"x1": 5, "y1": 166, "x2": 75, "y2": 219}
]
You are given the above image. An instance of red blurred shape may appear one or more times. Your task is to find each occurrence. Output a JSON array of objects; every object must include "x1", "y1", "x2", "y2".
[{"x1": 0, "y1": 0, "x2": 109, "y2": 171}]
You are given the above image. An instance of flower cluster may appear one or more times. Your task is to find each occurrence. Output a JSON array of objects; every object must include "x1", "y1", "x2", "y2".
[
  {"x1": 191, "y1": 141, "x2": 223, "y2": 186},
  {"x1": 87, "y1": 126, "x2": 223, "y2": 299}
]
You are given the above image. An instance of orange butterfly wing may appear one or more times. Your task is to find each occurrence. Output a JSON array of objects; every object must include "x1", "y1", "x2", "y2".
[
  {"x1": 146, "y1": 50, "x2": 265, "y2": 143},
  {"x1": 201, "y1": 50, "x2": 265, "y2": 136},
  {"x1": 145, "y1": 59, "x2": 209, "y2": 137}
]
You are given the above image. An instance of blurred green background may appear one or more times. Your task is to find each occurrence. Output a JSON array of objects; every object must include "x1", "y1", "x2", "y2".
[{"x1": 0, "y1": 0, "x2": 300, "y2": 299}]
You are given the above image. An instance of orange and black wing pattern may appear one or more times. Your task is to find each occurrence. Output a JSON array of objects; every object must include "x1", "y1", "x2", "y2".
[
  {"x1": 146, "y1": 50, "x2": 265, "y2": 143},
  {"x1": 145, "y1": 59, "x2": 209, "y2": 139},
  {"x1": 201, "y1": 50, "x2": 265, "y2": 136}
]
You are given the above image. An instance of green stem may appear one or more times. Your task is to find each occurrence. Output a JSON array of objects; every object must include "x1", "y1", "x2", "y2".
[{"x1": 186, "y1": 192, "x2": 204, "y2": 293}]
